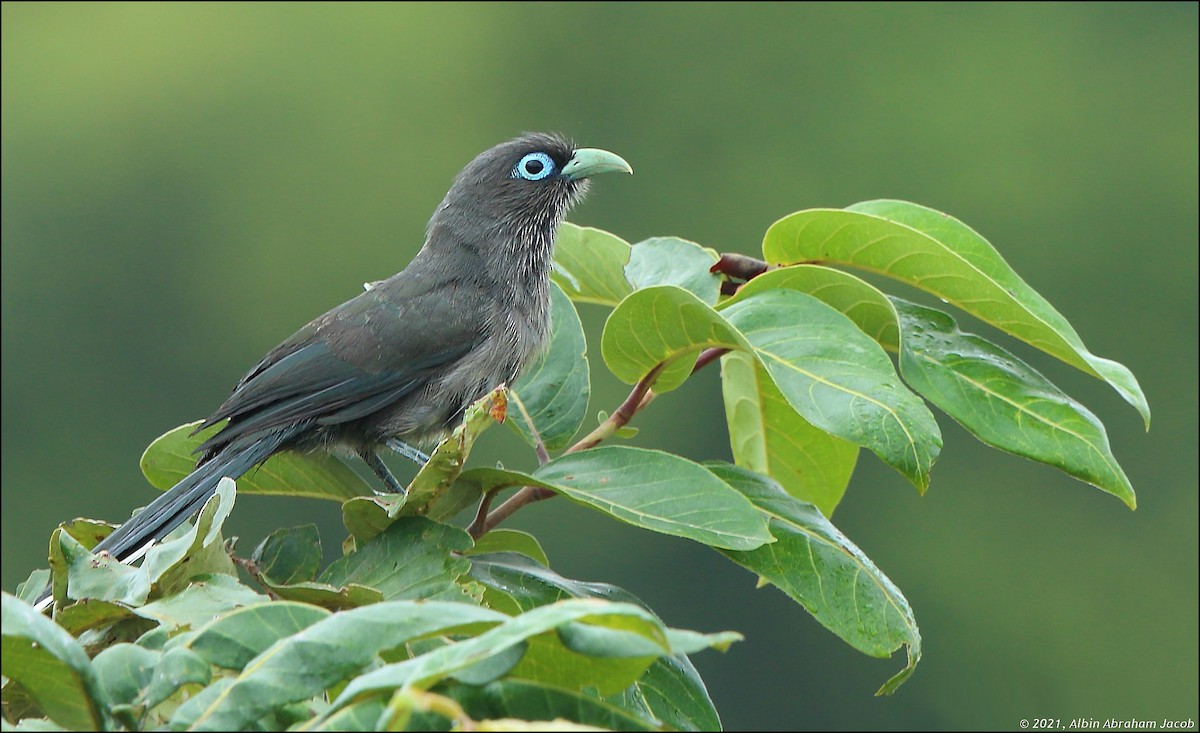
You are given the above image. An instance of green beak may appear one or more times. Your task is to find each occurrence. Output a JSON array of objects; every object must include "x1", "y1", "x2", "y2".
[{"x1": 562, "y1": 148, "x2": 633, "y2": 181}]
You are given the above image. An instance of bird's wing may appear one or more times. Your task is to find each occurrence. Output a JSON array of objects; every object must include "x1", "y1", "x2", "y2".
[{"x1": 196, "y1": 274, "x2": 485, "y2": 453}]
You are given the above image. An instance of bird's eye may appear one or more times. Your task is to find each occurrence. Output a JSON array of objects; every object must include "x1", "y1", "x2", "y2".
[{"x1": 512, "y1": 152, "x2": 557, "y2": 181}]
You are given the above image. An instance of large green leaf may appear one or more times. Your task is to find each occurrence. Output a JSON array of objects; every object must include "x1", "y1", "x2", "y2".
[
  {"x1": 602, "y1": 285, "x2": 746, "y2": 393},
  {"x1": 186, "y1": 601, "x2": 331, "y2": 670},
  {"x1": 468, "y1": 552, "x2": 667, "y2": 696},
  {"x1": 551, "y1": 222, "x2": 633, "y2": 306},
  {"x1": 140, "y1": 421, "x2": 370, "y2": 500},
  {"x1": 625, "y1": 236, "x2": 721, "y2": 305},
  {"x1": 89, "y1": 643, "x2": 211, "y2": 728},
  {"x1": 723, "y1": 265, "x2": 900, "y2": 349},
  {"x1": 722, "y1": 289, "x2": 941, "y2": 490},
  {"x1": 328, "y1": 599, "x2": 710, "y2": 714},
  {"x1": 709, "y1": 464, "x2": 921, "y2": 694},
  {"x1": 1, "y1": 593, "x2": 110, "y2": 731},
  {"x1": 468, "y1": 552, "x2": 726, "y2": 723},
  {"x1": 133, "y1": 574, "x2": 267, "y2": 630},
  {"x1": 602, "y1": 285, "x2": 939, "y2": 489},
  {"x1": 172, "y1": 601, "x2": 507, "y2": 731},
  {"x1": 721, "y1": 350, "x2": 859, "y2": 516},
  {"x1": 459, "y1": 447, "x2": 772, "y2": 551},
  {"x1": 319, "y1": 517, "x2": 475, "y2": 602},
  {"x1": 509, "y1": 283, "x2": 591, "y2": 451},
  {"x1": 91, "y1": 643, "x2": 159, "y2": 710},
  {"x1": 604, "y1": 653, "x2": 721, "y2": 732},
  {"x1": 892, "y1": 299, "x2": 1136, "y2": 508},
  {"x1": 763, "y1": 201, "x2": 1149, "y2": 427}
]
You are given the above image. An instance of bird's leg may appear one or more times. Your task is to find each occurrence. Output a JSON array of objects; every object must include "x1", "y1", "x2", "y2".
[
  {"x1": 385, "y1": 438, "x2": 430, "y2": 466},
  {"x1": 358, "y1": 448, "x2": 407, "y2": 495}
]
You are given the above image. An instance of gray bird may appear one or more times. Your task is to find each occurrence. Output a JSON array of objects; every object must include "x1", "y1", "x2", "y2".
[{"x1": 41, "y1": 133, "x2": 630, "y2": 601}]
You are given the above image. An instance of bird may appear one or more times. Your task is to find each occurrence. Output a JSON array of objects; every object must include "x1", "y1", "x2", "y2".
[{"x1": 37, "y1": 132, "x2": 631, "y2": 607}]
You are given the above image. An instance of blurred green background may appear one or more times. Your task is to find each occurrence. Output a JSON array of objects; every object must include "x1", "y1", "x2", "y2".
[{"x1": 3, "y1": 3, "x2": 1196, "y2": 730}]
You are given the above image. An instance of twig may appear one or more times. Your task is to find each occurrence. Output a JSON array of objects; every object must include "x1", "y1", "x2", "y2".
[
  {"x1": 692, "y1": 347, "x2": 730, "y2": 374},
  {"x1": 569, "y1": 362, "x2": 664, "y2": 453},
  {"x1": 466, "y1": 487, "x2": 500, "y2": 539}
]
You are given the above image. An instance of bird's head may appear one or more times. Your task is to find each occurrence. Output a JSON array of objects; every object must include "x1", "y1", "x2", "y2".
[{"x1": 426, "y1": 132, "x2": 632, "y2": 266}]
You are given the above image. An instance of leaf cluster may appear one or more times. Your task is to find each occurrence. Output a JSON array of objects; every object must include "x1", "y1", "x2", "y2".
[{"x1": 3, "y1": 200, "x2": 1145, "y2": 731}]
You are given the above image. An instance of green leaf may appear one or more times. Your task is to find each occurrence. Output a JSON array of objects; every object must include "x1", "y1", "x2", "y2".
[
  {"x1": 723, "y1": 265, "x2": 900, "y2": 349},
  {"x1": 53, "y1": 482, "x2": 241, "y2": 607},
  {"x1": 466, "y1": 554, "x2": 720, "y2": 731},
  {"x1": 58, "y1": 519, "x2": 117, "y2": 550},
  {"x1": 708, "y1": 464, "x2": 921, "y2": 694},
  {"x1": 764, "y1": 201, "x2": 1150, "y2": 427},
  {"x1": 255, "y1": 578, "x2": 384, "y2": 611},
  {"x1": 551, "y1": 222, "x2": 633, "y2": 306},
  {"x1": 141, "y1": 646, "x2": 212, "y2": 710},
  {"x1": 15, "y1": 570, "x2": 51, "y2": 605},
  {"x1": 171, "y1": 601, "x2": 507, "y2": 731},
  {"x1": 1, "y1": 593, "x2": 110, "y2": 731},
  {"x1": 134, "y1": 574, "x2": 267, "y2": 630},
  {"x1": 141, "y1": 478, "x2": 238, "y2": 595},
  {"x1": 251, "y1": 525, "x2": 322, "y2": 585},
  {"x1": 625, "y1": 236, "x2": 721, "y2": 305},
  {"x1": 56, "y1": 528, "x2": 150, "y2": 605},
  {"x1": 460, "y1": 447, "x2": 773, "y2": 551},
  {"x1": 320, "y1": 517, "x2": 475, "y2": 602},
  {"x1": 140, "y1": 421, "x2": 371, "y2": 500},
  {"x1": 402, "y1": 388, "x2": 507, "y2": 516},
  {"x1": 468, "y1": 552, "x2": 638, "y2": 614},
  {"x1": 537, "y1": 448, "x2": 772, "y2": 551},
  {"x1": 721, "y1": 350, "x2": 859, "y2": 516},
  {"x1": 602, "y1": 285, "x2": 745, "y2": 393},
  {"x1": 601, "y1": 283, "x2": 940, "y2": 490},
  {"x1": 509, "y1": 283, "x2": 591, "y2": 451},
  {"x1": 91, "y1": 643, "x2": 158, "y2": 709},
  {"x1": 892, "y1": 299, "x2": 1136, "y2": 508},
  {"x1": 187, "y1": 601, "x2": 331, "y2": 670},
  {"x1": 467, "y1": 530, "x2": 550, "y2": 567},
  {"x1": 722, "y1": 289, "x2": 942, "y2": 491},
  {"x1": 54, "y1": 599, "x2": 139, "y2": 637},
  {"x1": 305, "y1": 698, "x2": 386, "y2": 731},
  {"x1": 329, "y1": 600, "x2": 669, "y2": 711},
  {"x1": 608, "y1": 654, "x2": 721, "y2": 732},
  {"x1": 341, "y1": 494, "x2": 408, "y2": 546},
  {"x1": 445, "y1": 679, "x2": 658, "y2": 731},
  {"x1": 342, "y1": 389, "x2": 505, "y2": 544}
]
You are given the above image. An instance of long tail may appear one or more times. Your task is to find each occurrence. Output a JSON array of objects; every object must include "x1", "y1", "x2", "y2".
[{"x1": 36, "y1": 429, "x2": 294, "y2": 607}]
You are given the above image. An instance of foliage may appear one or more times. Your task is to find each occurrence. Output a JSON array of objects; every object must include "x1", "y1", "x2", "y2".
[{"x1": 3, "y1": 201, "x2": 1145, "y2": 731}]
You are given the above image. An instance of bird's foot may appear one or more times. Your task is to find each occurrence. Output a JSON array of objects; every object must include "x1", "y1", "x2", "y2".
[
  {"x1": 359, "y1": 448, "x2": 408, "y2": 495},
  {"x1": 386, "y1": 439, "x2": 430, "y2": 466}
]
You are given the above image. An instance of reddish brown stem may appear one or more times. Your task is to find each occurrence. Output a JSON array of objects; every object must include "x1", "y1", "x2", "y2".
[{"x1": 710, "y1": 252, "x2": 769, "y2": 281}]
